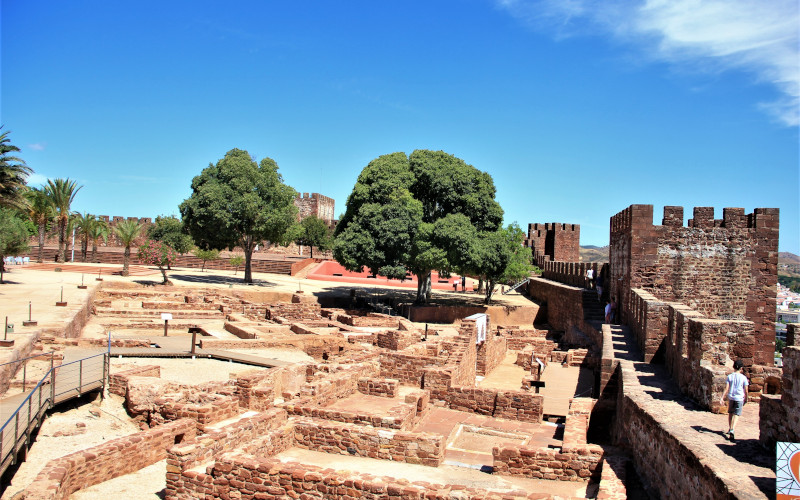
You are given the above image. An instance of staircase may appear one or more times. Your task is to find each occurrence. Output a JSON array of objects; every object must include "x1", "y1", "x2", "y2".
[{"x1": 582, "y1": 289, "x2": 605, "y2": 328}]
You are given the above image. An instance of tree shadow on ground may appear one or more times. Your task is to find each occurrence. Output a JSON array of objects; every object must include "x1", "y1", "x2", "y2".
[
  {"x1": 167, "y1": 274, "x2": 279, "y2": 287},
  {"x1": 310, "y1": 284, "x2": 527, "y2": 312}
]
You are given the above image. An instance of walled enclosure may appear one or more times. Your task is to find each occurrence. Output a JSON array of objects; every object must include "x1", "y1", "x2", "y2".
[{"x1": 610, "y1": 205, "x2": 779, "y2": 366}]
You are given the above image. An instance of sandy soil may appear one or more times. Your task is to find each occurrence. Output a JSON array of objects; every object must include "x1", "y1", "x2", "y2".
[
  {"x1": 1, "y1": 394, "x2": 140, "y2": 500},
  {"x1": 109, "y1": 357, "x2": 266, "y2": 385},
  {"x1": 71, "y1": 460, "x2": 166, "y2": 500}
]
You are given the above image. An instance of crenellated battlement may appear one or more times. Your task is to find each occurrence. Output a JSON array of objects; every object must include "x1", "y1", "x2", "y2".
[
  {"x1": 294, "y1": 192, "x2": 336, "y2": 224},
  {"x1": 610, "y1": 205, "x2": 779, "y2": 233},
  {"x1": 609, "y1": 203, "x2": 779, "y2": 366}
]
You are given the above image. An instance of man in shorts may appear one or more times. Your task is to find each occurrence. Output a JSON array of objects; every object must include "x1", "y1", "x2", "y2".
[{"x1": 720, "y1": 359, "x2": 749, "y2": 442}]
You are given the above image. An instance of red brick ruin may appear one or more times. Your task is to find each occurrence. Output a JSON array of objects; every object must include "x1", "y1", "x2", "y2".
[{"x1": 5, "y1": 202, "x2": 797, "y2": 500}]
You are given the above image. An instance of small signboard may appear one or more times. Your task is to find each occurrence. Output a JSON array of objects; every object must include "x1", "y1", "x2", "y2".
[
  {"x1": 160, "y1": 313, "x2": 173, "y2": 321},
  {"x1": 777, "y1": 442, "x2": 800, "y2": 499}
]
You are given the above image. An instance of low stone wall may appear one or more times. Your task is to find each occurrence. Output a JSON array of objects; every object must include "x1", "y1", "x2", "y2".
[
  {"x1": 376, "y1": 330, "x2": 418, "y2": 350},
  {"x1": 597, "y1": 455, "x2": 628, "y2": 500},
  {"x1": 235, "y1": 364, "x2": 308, "y2": 410},
  {"x1": 408, "y1": 303, "x2": 540, "y2": 327},
  {"x1": 293, "y1": 417, "x2": 444, "y2": 466},
  {"x1": 25, "y1": 418, "x2": 196, "y2": 500},
  {"x1": 492, "y1": 443, "x2": 603, "y2": 481},
  {"x1": 357, "y1": 376, "x2": 398, "y2": 397},
  {"x1": 527, "y1": 277, "x2": 587, "y2": 335},
  {"x1": 109, "y1": 365, "x2": 160, "y2": 396},
  {"x1": 476, "y1": 334, "x2": 506, "y2": 376},
  {"x1": 282, "y1": 400, "x2": 416, "y2": 430},
  {"x1": 171, "y1": 453, "x2": 560, "y2": 500},
  {"x1": 563, "y1": 398, "x2": 595, "y2": 445},
  {"x1": 430, "y1": 386, "x2": 544, "y2": 423},
  {"x1": 299, "y1": 363, "x2": 377, "y2": 406},
  {"x1": 760, "y1": 346, "x2": 800, "y2": 449},
  {"x1": 166, "y1": 409, "x2": 289, "y2": 476},
  {"x1": 628, "y1": 288, "x2": 670, "y2": 362},
  {"x1": 158, "y1": 393, "x2": 240, "y2": 431}
]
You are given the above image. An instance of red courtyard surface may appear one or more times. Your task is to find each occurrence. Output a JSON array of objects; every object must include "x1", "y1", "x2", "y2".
[{"x1": 306, "y1": 261, "x2": 473, "y2": 291}]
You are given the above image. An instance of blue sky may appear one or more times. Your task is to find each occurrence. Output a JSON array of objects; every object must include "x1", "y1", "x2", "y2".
[{"x1": 2, "y1": 0, "x2": 798, "y2": 252}]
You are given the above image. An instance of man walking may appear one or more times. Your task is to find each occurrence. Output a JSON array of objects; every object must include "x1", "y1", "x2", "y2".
[{"x1": 720, "y1": 359, "x2": 749, "y2": 442}]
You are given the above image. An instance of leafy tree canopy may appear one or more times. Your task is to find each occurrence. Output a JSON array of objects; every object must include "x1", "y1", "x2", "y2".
[
  {"x1": 148, "y1": 215, "x2": 194, "y2": 254},
  {"x1": 179, "y1": 149, "x2": 298, "y2": 283},
  {"x1": 0, "y1": 127, "x2": 32, "y2": 210},
  {"x1": 334, "y1": 150, "x2": 503, "y2": 303},
  {"x1": 0, "y1": 207, "x2": 31, "y2": 283},
  {"x1": 139, "y1": 239, "x2": 178, "y2": 285},
  {"x1": 296, "y1": 215, "x2": 332, "y2": 258}
]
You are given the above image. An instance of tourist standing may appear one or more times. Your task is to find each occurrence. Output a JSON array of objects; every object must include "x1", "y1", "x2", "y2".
[
  {"x1": 585, "y1": 268, "x2": 594, "y2": 289},
  {"x1": 720, "y1": 359, "x2": 749, "y2": 442}
]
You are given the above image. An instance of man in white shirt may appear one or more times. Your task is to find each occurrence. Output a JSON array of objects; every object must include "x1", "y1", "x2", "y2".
[{"x1": 720, "y1": 359, "x2": 749, "y2": 442}]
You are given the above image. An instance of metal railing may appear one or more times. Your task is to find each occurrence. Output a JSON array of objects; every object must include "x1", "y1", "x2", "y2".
[{"x1": 0, "y1": 351, "x2": 107, "y2": 480}]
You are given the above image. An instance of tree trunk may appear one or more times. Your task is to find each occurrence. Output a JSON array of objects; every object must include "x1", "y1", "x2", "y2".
[
  {"x1": 0, "y1": 259, "x2": 5, "y2": 284},
  {"x1": 91, "y1": 241, "x2": 98, "y2": 263},
  {"x1": 122, "y1": 246, "x2": 130, "y2": 276},
  {"x1": 81, "y1": 237, "x2": 88, "y2": 262},
  {"x1": 310, "y1": 246, "x2": 314, "y2": 258},
  {"x1": 484, "y1": 279, "x2": 496, "y2": 305},
  {"x1": 56, "y1": 219, "x2": 66, "y2": 262},
  {"x1": 243, "y1": 237, "x2": 255, "y2": 283},
  {"x1": 415, "y1": 272, "x2": 432, "y2": 304},
  {"x1": 37, "y1": 224, "x2": 45, "y2": 263},
  {"x1": 159, "y1": 265, "x2": 171, "y2": 285}
]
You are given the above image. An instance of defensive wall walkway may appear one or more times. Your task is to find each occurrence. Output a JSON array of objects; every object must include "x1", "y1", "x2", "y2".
[{"x1": 603, "y1": 323, "x2": 773, "y2": 498}]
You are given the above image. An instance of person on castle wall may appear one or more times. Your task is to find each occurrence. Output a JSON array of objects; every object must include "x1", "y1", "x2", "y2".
[
  {"x1": 585, "y1": 267, "x2": 594, "y2": 290},
  {"x1": 605, "y1": 298, "x2": 617, "y2": 324},
  {"x1": 720, "y1": 359, "x2": 749, "y2": 442},
  {"x1": 596, "y1": 268, "x2": 604, "y2": 302}
]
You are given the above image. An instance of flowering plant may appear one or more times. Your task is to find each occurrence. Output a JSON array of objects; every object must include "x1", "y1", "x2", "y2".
[{"x1": 138, "y1": 239, "x2": 178, "y2": 285}]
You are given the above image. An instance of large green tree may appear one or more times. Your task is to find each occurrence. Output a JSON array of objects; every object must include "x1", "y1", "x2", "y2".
[
  {"x1": 334, "y1": 150, "x2": 503, "y2": 303},
  {"x1": 475, "y1": 223, "x2": 535, "y2": 304},
  {"x1": 147, "y1": 215, "x2": 194, "y2": 255},
  {"x1": 44, "y1": 178, "x2": 82, "y2": 263},
  {"x1": 0, "y1": 208, "x2": 31, "y2": 283},
  {"x1": 0, "y1": 127, "x2": 32, "y2": 210},
  {"x1": 180, "y1": 149, "x2": 298, "y2": 283}
]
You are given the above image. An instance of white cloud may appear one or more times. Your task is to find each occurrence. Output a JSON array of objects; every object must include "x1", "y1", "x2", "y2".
[
  {"x1": 26, "y1": 173, "x2": 49, "y2": 187},
  {"x1": 27, "y1": 143, "x2": 46, "y2": 151},
  {"x1": 495, "y1": 0, "x2": 800, "y2": 126}
]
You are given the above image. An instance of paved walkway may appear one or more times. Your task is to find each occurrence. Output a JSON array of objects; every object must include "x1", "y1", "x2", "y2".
[{"x1": 610, "y1": 324, "x2": 774, "y2": 498}]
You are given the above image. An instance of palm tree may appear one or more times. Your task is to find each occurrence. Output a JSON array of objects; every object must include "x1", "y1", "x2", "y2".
[
  {"x1": 89, "y1": 219, "x2": 109, "y2": 263},
  {"x1": 75, "y1": 212, "x2": 96, "y2": 262},
  {"x1": 44, "y1": 178, "x2": 82, "y2": 262},
  {"x1": 25, "y1": 187, "x2": 53, "y2": 263},
  {"x1": 114, "y1": 219, "x2": 142, "y2": 276},
  {"x1": 0, "y1": 127, "x2": 32, "y2": 210}
]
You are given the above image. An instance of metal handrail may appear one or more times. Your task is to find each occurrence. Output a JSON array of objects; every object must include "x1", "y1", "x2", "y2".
[
  {"x1": 0, "y1": 351, "x2": 56, "y2": 368},
  {"x1": 0, "y1": 351, "x2": 107, "y2": 477}
]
